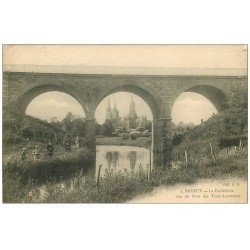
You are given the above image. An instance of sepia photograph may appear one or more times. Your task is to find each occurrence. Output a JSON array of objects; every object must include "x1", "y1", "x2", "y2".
[{"x1": 2, "y1": 44, "x2": 248, "y2": 203}]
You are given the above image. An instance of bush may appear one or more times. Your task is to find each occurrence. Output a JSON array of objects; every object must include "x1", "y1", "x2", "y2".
[
  {"x1": 3, "y1": 133, "x2": 23, "y2": 145},
  {"x1": 21, "y1": 127, "x2": 34, "y2": 139},
  {"x1": 218, "y1": 136, "x2": 247, "y2": 149},
  {"x1": 172, "y1": 133, "x2": 184, "y2": 146},
  {"x1": 3, "y1": 149, "x2": 94, "y2": 185}
]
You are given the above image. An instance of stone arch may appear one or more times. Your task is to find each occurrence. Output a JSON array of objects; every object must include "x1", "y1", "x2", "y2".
[
  {"x1": 170, "y1": 84, "x2": 228, "y2": 118},
  {"x1": 93, "y1": 85, "x2": 162, "y2": 120},
  {"x1": 15, "y1": 84, "x2": 88, "y2": 115},
  {"x1": 184, "y1": 85, "x2": 228, "y2": 112},
  {"x1": 93, "y1": 84, "x2": 170, "y2": 167}
]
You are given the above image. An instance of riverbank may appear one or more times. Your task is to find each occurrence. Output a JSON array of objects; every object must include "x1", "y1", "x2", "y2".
[
  {"x1": 96, "y1": 136, "x2": 150, "y2": 148},
  {"x1": 3, "y1": 139, "x2": 248, "y2": 203},
  {"x1": 3, "y1": 150, "x2": 247, "y2": 203}
]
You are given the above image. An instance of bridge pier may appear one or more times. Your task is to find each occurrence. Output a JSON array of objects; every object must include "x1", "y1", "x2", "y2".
[
  {"x1": 152, "y1": 117, "x2": 172, "y2": 168},
  {"x1": 84, "y1": 118, "x2": 97, "y2": 176},
  {"x1": 84, "y1": 118, "x2": 96, "y2": 147}
]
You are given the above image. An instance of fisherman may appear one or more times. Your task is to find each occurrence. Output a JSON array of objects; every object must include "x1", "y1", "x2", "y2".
[
  {"x1": 21, "y1": 147, "x2": 27, "y2": 161},
  {"x1": 32, "y1": 145, "x2": 41, "y2": 162},
  {"x1": 47, "y1": 140, "x2": 54, "y2": 159}
]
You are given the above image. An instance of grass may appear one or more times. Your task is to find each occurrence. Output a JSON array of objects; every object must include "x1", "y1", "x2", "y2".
[
  {"x1": 2, "y1": 134, "x2": 248, "y2": 203},
  {"x1": 3, "y1": 144, "x2": 247, "y2": 203},
  {"x1": 96, "y1": 136, "x2": 151, "y2": 148},
  {"x1": 3, "y1": 150, "x2": 94, "y2": 185}
]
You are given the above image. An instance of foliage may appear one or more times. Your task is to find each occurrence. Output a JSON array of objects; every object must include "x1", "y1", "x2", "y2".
[
  {"x1": 3, "y1": 133, "x2": 24, "y2": 145},
  {"x1": 101, "y1": 120, "x2": 114, "y2": 136},
  {"x1": 96, "y1": 136, "x2": 150, "y2": 148},
  {"x1": 3, "y1": 112, "x2": 65, "y2": 145},
  {"x1": 60, "y1": 112, "x2": 86, "y2": 137},
  {"x1": 3, "y1": 144, "x2": 247, "y2": 203},
  {"x1": 3, "y1": 148, "x2": 94, "y2": 186},
  {"x1": 172, "y1": 133, "x2": 184, "y2": 146},
  {"x1": 172, "y1": 82, "x2": 248, "y2": 146},
  {"x1": 21, "y1": 127, "x2": 34, "y2": 138},
  {"x1": 95, "y1": 123, "x2": 103, "y2": 135},
  {"x1": 218, "y1": 135, "x2": 247, "y2": 149}
]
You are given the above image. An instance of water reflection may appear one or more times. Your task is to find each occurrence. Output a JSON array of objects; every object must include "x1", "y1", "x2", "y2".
[
  {"x1": 105, "y1": 151, "x2": 120, "y2": 171},
  {"x1": 39, "y1": 145, "x2": 150, "y2": 199},
  {"x1": 127, "y1": 151, "x2": 137, "y2": 173},
  {"x1": 96, "y1": 145, "x2": 149, "y2": 176}
]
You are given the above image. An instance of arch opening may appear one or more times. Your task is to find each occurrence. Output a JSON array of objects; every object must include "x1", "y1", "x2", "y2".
[
  {"x1": 23, "y1": 90, "x2": 87, "y2": 143},
  {"x1": 94, "y1": 85, "x2": 161, "y2": 120},
  {"x1": 171, "y1": 91, "x2": 217, "y2": 126},
  {"x1": 26, "y1": 91, "x2": 85, "y2": 122},
  {"x1": 95, "y1": 91, "x2": 153, "y2": 135},
  {"x1": 94, "y1": 91, "x2": 154, "y2": 175},
  {"x1": 171, "y1": 85, "x2": 227, "y2": 126}
]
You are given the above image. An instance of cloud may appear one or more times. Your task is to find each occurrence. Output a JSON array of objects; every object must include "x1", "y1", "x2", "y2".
[
  {"x1": 31, "y1": 99, "x2": 69, "y2": 109},
  {"x1": 26, "y1": 92, "x2": 85, "y2": 121},
  {"x1": 171, "y1": 93, "x2": 217, "y2": 124}
]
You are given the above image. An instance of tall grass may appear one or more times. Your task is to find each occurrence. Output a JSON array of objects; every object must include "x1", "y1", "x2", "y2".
[
  {"x1": 3, "y1": 148, "x2": 94, "y2": 185},
  {"x1": 3, "y1": 148, "x2": 247, "y2": 203},
  {"x1": 2, "y1": 135, "x2": 247, "y2": 203}
]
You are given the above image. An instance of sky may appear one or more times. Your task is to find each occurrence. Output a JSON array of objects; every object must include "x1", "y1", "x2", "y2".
[
  {"x1": 171, "y1": 92, "x2": 217, "y2": 124},
  {"x1": 3, "y1": 45, "x2": 247, "y2": 72},
  {"x1": 26, "y1": 91, "x2": 216, "y2": 125},
  {"x1": 26, "y1": 92, "x2": 85, "y2": 122}
]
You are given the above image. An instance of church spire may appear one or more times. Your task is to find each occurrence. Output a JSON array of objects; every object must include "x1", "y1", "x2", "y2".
[
  {"x1": 128, "y1": 95, "x2": 137, "y2": 129},
  {"x1": 129, "y1": 96, "x2": 137, "y2": 117},
  {"x1": 105, "y1": 98, "x2": 112, "y2": 120},
  {"x1": 112, "y1": 99, "x2": 119, "y2": 118}
]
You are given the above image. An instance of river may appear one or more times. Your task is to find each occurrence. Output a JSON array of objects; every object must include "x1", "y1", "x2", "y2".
[{"x1": 95, "y1": 145, "x2": 150, "y2": 176}]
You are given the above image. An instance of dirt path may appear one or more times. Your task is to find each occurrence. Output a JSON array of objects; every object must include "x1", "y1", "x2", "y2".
[{"x1": 128, "y1": 178, "x2": 247, "y2": 204}]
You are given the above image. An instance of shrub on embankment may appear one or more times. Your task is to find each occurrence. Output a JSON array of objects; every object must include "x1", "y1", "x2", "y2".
[{"x1": 2, "y1": 112, "x2": 65, "y2": 146}]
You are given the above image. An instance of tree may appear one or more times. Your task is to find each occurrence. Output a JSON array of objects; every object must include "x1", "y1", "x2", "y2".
[
  {"x1": 61, "y1": 112, "x2": 73, "y2": 132},
  {"x1": 145, "y1": 121, "x2": 152, "y2": 132},
  {"x1": 50, "y1": 117, "x2": 58, "y2": 123},
  {"x1": 102, "y1": 120, "x2": 114, "y2": 136},
  {"x1": 95, "y1": 123, "x2": 103, "y2": 135},
  {"x1": 70, "y1": 118, "x2": 85, "y2": 137}
]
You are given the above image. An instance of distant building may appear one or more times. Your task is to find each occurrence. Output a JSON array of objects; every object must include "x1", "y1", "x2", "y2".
[
  {"x1": 105, "y1": 99, "x2": 113, "y2": 121},
  {"x1": 136, "y1": 115, "x2": 150, "y2": 128},
  {"x1": 104, "y1": 96, "x2": 150, "y2": 131},
  {"x1": 128, "y1": 96, "x2": 137, "y2": 129}
]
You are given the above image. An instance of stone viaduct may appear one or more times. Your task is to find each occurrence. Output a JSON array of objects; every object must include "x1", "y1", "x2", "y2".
[{"x1": 2, "y1": 70, "x2": 247, "y2": 167}]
